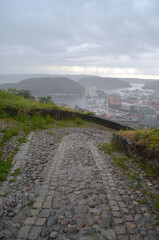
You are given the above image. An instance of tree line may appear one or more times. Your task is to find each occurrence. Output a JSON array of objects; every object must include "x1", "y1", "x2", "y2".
[{"x1": 8, "y1": 88, "x2": 53, "y2": 103}]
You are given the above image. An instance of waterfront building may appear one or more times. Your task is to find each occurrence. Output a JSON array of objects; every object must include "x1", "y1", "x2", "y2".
[{"x1": 85, "y1": 86, "x2": 97, "y2": 97}]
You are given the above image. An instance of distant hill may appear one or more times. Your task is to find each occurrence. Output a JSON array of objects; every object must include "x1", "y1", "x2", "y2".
[
  {"x1": 78, "y1": 76, "x2": 131, "y2": 90},
  {"x1": 121, "y1": 78, "x2": 151, "y2": 84},
  {"x1": 0, "y1": 77, "x2": 85, "y2": 96},
  {"x1": 0, "y1": 74, "x2": 96, "y2": 84},
  {"x1": 143, "y1": 80, "x2": 159, "y2": 91},
  {"x1": 0, "y1": 74, "x2": 53, "y2": 84},
  {"x1": 0, "y1": 74, "x2": 157, "y2": 85}
]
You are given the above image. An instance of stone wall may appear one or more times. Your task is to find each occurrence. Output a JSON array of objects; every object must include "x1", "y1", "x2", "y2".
[
  {"x1": 3, "y1": 107, "x2": 132, "y2": 130},
  {"x1": 113, "y1": 133, "x2": 159, "y2": 169}
]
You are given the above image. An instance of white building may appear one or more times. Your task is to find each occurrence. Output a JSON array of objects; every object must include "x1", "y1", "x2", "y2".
[{"x1": 85, "y1": 86, "x2": 97, "y2": 97}]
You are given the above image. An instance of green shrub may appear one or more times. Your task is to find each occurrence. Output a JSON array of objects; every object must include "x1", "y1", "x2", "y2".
[
  {"x1": 31, "y1": 113, "x2": 48, "y2": 129},
  {"x1": 14, "y1": 112, "x2": 29, "y2": 123},
  {"x1": 86, "y1": 112, "x2": 94, "y2": 116},
  {"x1": 38, "y1": 95, "x2": 52, "y2": 103},
  {"x1": 74, "y1": 117, "x2": 84, "y2": 125},
  {"x1": 45, "y1": 115, "x2": 55, "y2": 124}
]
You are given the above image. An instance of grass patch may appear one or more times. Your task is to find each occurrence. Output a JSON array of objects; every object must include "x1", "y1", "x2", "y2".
[
  {"x1": 47, "y1": 131, "x2": 54, "y2": 136},
  {"x1": 0, "y1": 160, "x2": 12, "y2": 181},
  {"x1": 0, "y1": 89, "x2": 58, "y2": 110},
  {"x1": 137, "y1": 199, "x2": 148, "y2": 205},
  {"x1": 86, "y1": 112, "x2": 94, "y2": 116},
  {"x1": 132, "y1": 157, "x2": 159, "y2": 178},
  {"x1": 0, "y1": 190, "x2": 10, "y2": 197},
  {"x1": 98, "y1": 143, "x2": 121, "y2": 154},
  {"x1": 0, "y1": 127, "x2": 19, "y2": 146},
  {"x1": 154, "y1": 199, "x2": 159, "y2": 211},
  {"x1": 30, "y1": 113, "x2": 55, "y2": 130},
  {"x1": 11, "y1": 168, "x2": 20, "y2": 177},
  {"x1": 74, "y1": 117, "x2": 84, "y2": 125},
  {"x1": 0, "y1": 146, "x2": 21, "y2": 181},
  {"x1": 49, "y1": 118, "x2": 87, "y2": 128},
  {"x1": 112, "y1": 154, "x2": 128, "y2": 170},
  {"x1": 119, "y1": 127, "x2": 159, "y2": 150},
  {"x1": 9, "y1": 178, "x2": 16, "y2": 183}
]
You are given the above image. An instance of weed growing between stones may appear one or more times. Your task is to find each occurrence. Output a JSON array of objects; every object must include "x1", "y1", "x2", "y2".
[
  {"x1": 137, "y1": 199, "x2": 148, "y2": 205},
  {"x1": 132, "y1": 156, "x2": 159, "y2": 178},
  {"x1": 0, "y1": 159, "x2": 12, "y2": 181},
  {"x1": 0, "y1": 190, "x2": 10, "y2": 197},
  {"x1": 154, "y1": 199, "x2": 159, "y2": 211},
  {"x1": 46, "y1": 131, "x2": 54, "y2": 136},
  {"x1": 0, "y1": 128, "x2": 21, "y2": 180},
  {"x1": 112, "y1": 155, "x2": 128, "y2": 170},
  {"x1": 9, "y1": 168, "x2": 21, "y2": 183},
  {"x1": 0, "y1": 143, "x2": 21, "y2": 181}
]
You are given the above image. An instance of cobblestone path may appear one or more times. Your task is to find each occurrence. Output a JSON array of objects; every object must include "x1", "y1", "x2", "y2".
[{"x1": 0, "y1": 126, "x2": 159, "y2": 240}]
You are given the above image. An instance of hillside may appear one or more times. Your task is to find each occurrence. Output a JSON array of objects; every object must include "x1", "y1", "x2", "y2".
[
  {"x1": 0, "y1": 77, "x2": 85, "y2": 96},
  {"x1": 0, "y1": 74, "x2": 96, "y2": 84},
  {"x1": 78, "y1": 76, "x2": 131, "y2": 90},
  {"x1": 121, "y1": 78, "x2": 151, "y2": 84},
  {"x1": 0, "y1": 74, "x2": 156, "y2": 85},
  {"x1": 143, "y1": 80, "x2": 159, "y2": 91}
]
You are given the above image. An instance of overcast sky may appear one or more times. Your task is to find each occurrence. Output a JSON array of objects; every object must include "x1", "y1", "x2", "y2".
[{"x1": 0, "y1": 0, "x2": 159, "y2": 78}]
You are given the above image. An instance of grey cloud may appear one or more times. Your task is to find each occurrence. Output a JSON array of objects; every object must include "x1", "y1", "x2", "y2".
[{"x1": 0, "y1": 0, "x2": 159, "y2": 76}]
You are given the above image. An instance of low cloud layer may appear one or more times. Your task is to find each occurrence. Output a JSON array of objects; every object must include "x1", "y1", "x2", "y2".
[{"x1": 0, "y1": 0, "x2": 159, "y2": 78}]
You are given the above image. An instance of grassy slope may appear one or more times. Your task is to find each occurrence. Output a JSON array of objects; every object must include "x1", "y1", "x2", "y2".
[{"x1": 0, "y1": 89, "x2": 57, "y2": 109}]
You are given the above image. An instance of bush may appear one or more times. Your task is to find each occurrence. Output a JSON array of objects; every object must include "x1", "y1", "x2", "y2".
[
  {"x1": 74, "y1": 117, "x2": 84, "y2": 125},
  {"x1": 8, "y1": 88, "x2": 34, "y2": 99},
  {"x1": 38, "y1": 95, "x2": 52, "y2": 103}
]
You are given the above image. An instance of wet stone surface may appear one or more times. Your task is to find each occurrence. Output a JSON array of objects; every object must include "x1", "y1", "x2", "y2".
[{"x1": 0, "y1": 124, "x2": 159, "y2": 239}]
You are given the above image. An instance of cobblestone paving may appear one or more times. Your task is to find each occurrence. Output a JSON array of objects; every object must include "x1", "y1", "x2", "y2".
[{"x1": 0, "y1": 126, "x2": 159, "y2": 239}]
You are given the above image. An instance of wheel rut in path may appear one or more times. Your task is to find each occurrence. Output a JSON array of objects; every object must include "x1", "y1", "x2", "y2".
[{"x1": 17, "y1": 132, "x2": 152, "y2": 240}]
